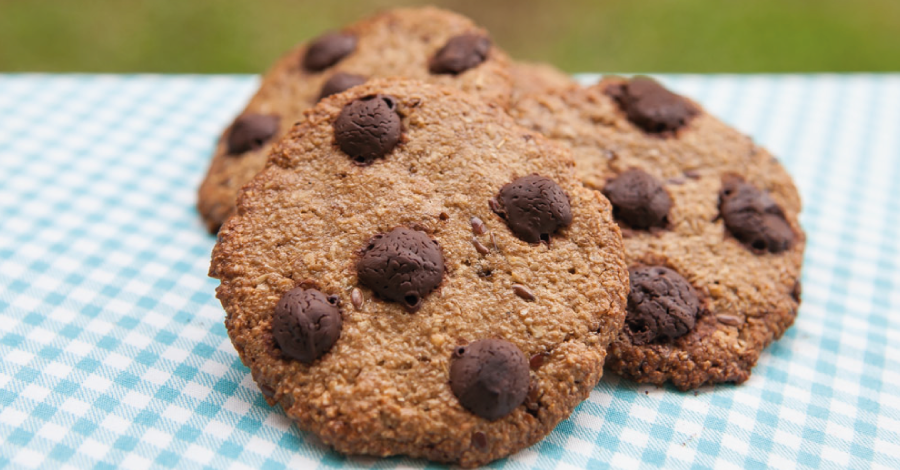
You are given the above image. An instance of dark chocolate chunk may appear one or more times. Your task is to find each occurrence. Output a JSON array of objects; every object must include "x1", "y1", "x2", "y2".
[
  {"x1": 493, "y1": 175, "x2": 572, "y2": 243},
  {"x1": 318, "y1": 73, "x2": 367, "y2": 101},
  {"x1": 719, "y1": 178, "x2": 794, "y2": 253},
  {"x1": 602, "y1": 169, "x2": 672, "y2": 229},
  {"x1": 356, "y1": 227, "x2": 444, "y2": 312},
  {"x1": 302, "y1": 32, "x2": 356, "y2": 72},
  {"x1": 429, "y1": 34, "x2": 491, "y2": 75},
  {"x1": 272, "y1": 288, "x2": 342, "y2": 364},
  {"x1": 226, "y1": 114, "x2": 280, "y2": 155},
  {"x1": 333, "y1": 95, "x2": 402, "y2": 165},
  {"x1": 449, "y1": 339, "x2": 529, "y2": 421},
  {"x1": 606, "y1": 77, "x2": 698, "y2": 134},
  {"x1": 626, "y1": 266, "x2": 701, "y2": 344}
]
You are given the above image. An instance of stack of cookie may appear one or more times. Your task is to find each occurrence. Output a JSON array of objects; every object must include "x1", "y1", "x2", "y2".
[{"x1": 201, "y1": 7, "x2": 804, "y2": 467}]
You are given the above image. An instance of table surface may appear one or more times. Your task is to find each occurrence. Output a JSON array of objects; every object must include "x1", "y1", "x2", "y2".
[{"x1": 1, "y1": 74, "x2": 898, "y2": 470}]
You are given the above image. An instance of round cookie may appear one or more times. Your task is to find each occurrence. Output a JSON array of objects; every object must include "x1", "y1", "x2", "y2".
[
  {"x1": 197, "y1": 7, "x2": 514, "y2": 233},
  {"x1": 511, "y1": 76, "x2": 805, "y2": 390},
  {"x1": 209, "y1": 79, "x2": 628, "y2": 467}
]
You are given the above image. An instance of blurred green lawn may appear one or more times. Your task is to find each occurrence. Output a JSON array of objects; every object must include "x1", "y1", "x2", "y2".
[{"x1": 1, "y1": 0, "x2": 898, "y2": 74}]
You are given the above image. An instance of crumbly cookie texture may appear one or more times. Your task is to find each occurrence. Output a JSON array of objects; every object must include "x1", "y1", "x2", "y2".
[
  {"x1": 510, "y1": 62, "x2": 579, "y2": 105},
  {"x1": 511, "y1": 76, "x2": 805, "y2": 390},
  {"x1": 198, "y1": 7, "x2": 515, "y2": 233},
  {"x1": 209, "y1": 79, "x2": 628, "y2": 467}
]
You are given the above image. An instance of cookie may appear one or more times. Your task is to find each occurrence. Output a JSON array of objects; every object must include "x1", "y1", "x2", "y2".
[
  {"x1": 209, "y1": 78, "x2": 628, "y2": 466},
  {"x1": 511, "y1": 76, "x2": 805, "y2": 390},
  {"x1": 197, "y1": 7, "x2": 514, "y2": 232},
  {"x1": 510, "y1": 62, "x2": 579, "y2": 104}
]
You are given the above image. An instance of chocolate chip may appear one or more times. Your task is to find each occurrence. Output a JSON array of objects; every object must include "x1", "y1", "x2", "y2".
[
  {"x1": 226, "y1": 114, "x2": 280, "y2": 155},
  {"x1": 626, "y1": 266, "x2": 701, "y2": 344},
  {"x1": 302, "y1": 32, "x2": 356, "y2": 72},
  {"x1": 493, "y1": 175, "x2": 572, "y2": 243},
  {"x1": 449, "y1": 339, "x2": 529, "y2": 421},
  {"x1": 272, "y1": 288, "x2": 342, "y2": 364},
  {"x1": 318, "y1": 73, "x2": 367, "y2": 101},
  {"x1": 719, "y1": 178, "x2": 794, "y2": 253},
  {"x1": 333, "y1": 95, "x2": 402, "y2": 165},
  {"x1": 356, "y1": 227, "x2": 444, "y2": 312},
  {"x1": 603, "y1": 169, "x2": 672, "y2": 230},
  {"x1": 512, "y1": 284, "x2": 535, "y2": 302},
  {"x1": 429, "y1": 34, "x2": 491, "y2": 75},
  {"x1": 606, "y1": 77, "x2": 698, "y2": 134}
]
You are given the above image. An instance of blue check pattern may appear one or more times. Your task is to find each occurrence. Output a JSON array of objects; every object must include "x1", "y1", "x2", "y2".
[{"x1": 1, "y1": 74, "x2": 898, "y2": 469}]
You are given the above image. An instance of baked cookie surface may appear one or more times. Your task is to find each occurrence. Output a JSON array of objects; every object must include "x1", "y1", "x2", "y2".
[
  {"x1": 510, "y1": 62, "x2": 579, "y2": 105},
  {"x1": 512, "y1": 76, "x2": 805, "y2": 390},
  {"x1": 209, "y1": 79, "x2": 628, "y2": 467},
  {"x1": 198, "y1": 7, "x2": 514, "y2": 232}
]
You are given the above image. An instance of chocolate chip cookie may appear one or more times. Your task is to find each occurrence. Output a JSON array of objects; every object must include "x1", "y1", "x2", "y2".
[
  {"x1": 209, "y1": 79, "x2": 628, "y2": 466},
  {"x1": 197, "y1": 7, "x2": 514, "y2": 233},
  {"x1": 512, "y1": 76, "x2": 805, "y2": 390}
]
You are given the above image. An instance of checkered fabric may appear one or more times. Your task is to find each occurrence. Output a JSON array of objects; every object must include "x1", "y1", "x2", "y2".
[{"x1": 0, "y1": 74, "x2": 898, "y2": 470}]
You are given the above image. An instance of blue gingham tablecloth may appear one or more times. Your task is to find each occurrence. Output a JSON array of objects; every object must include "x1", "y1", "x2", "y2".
[{"x1": 1, "y1": 73, "x2": 898, "y2": 470}]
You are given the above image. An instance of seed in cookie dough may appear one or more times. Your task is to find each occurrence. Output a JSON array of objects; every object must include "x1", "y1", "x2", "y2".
[
  {"x1": 470, "y1": 216, "x2": 487, "y2": 235},
  {"x1": 226, "y1": 114, "x2": 280, "y2": 155},
  {"x1": 472, "y1": 431, "x2": 488, "y2": 451},
  {"x1": 716, "y1": 314, "x2": 741, "y2": 326},
  {"x1": 302, "y1": 32, "x2": 356, "y2": 72},
  {"x1": 350, "y1": 288, "x2": 364, "y2": 311},
  {"x1": 493, "y1": 175, "x2": 572, "y2": 243},
  {"x1": 719, "y1": 177, "x2": 794, "y2": 253},
  {"x1": 626, "y1": 266, "x2": 701, "y2": 344},
  {"x1": 602, "y1": 169, "x2": 672, "y2": 230},
  {"x1": 356, "y1": 227, "x2": 444, "y2": 312},
  {"x1": 333, "y1": 95, "x2": 402, "y2": 165},
  {"x1": 512, "y1": 284, "x2": 535, "y2": 302},
  {"x1": 272, "y1": 287, "x2": 343, "y2": 364},
  {"x1": 472, "y1": 238, "x2": 490, "y2": 255},
  {"x1": 318, "y1": 73, "x2": 367, "y2": 101},
  {"x1": 529, "y1": 352, "x2": 547, "y2": 369},
  {"x1": 429, "y1": 34, "x2": 491, "y2": 75},
  {"x1": 259, "y1": 383, "x2": 276, "y2": 398},
  {"x1": 606, "y1": 77, "x2": 698, "y2": 134},
  {"x1": 449, "y1": 339, "x2": 529, "y2": 421}
]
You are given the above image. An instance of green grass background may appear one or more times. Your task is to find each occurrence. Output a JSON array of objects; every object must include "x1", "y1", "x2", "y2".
[{"x1": 1, "y1": 0, "x2": 898, "y2": 73}]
